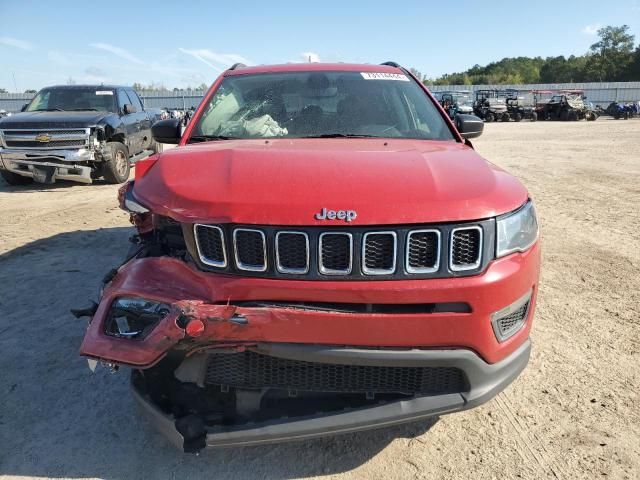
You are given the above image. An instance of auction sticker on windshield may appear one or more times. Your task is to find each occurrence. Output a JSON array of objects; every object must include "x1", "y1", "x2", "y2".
[
  {"x1": 95, "y1": 91, "x2": 114, "y2": 95},
  {"x1": 361, "y1": 72, "x2": 410, "y2": 81}
]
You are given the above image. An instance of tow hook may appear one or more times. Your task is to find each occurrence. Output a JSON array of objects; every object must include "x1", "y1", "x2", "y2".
[{"x1": 70, "y1": 301, "x2": 98, "y2": 319}]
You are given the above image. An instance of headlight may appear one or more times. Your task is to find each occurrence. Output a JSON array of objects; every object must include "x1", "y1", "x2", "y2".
[
  {"x1": 496, "y1": 200, "x2": 538, "y2": 258},
  {"x1": 104, "y1": 297, "x2": 170, "y2": 339}
]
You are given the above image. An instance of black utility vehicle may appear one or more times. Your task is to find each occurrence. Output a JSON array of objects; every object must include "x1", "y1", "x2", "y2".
[{"x1": 0, "y1": 85, "x2": 162, "y2": 185}]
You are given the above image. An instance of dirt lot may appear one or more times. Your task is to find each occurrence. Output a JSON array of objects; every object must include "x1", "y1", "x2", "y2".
[{"x1": 1, "y1": 118, "x2": 639, "y2": 479}]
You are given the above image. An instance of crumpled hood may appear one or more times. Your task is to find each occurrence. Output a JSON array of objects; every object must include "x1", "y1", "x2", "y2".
[
  {"x1": 0, "y1": 111, "x2": 110, "y2": 129},
  {"x1": 134, "y1": 138, "x2": 528, "y2": 225}
]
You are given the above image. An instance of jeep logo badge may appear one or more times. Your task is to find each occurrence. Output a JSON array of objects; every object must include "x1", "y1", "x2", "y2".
[{"x1": 315, "y1": 208, "x2": 357, "y2": 222}]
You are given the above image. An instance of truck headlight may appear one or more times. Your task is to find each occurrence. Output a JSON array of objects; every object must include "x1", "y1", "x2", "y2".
[{"x1": 496, "y1": 201, "x2": 538, "y2": 258}]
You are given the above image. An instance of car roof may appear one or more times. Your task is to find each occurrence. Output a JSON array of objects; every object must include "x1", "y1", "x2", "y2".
[
  {"x1": 41, "y1": 84, "x2": 126, "y2": 90},
  {"x1": 224, "y1": 62, "x2": 405, "y2": 76}
]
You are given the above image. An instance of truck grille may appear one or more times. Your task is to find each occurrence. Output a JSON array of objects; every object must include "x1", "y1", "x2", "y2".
[
  {"x1": 190, "y1": 221, "x2": 490, "y2": 280},
  {"x1": 1, "y1": 128, "x2": 90, "y2": 150},
  {"x1": 205, "y1": 350, "x2": 467, "y2": 395}
]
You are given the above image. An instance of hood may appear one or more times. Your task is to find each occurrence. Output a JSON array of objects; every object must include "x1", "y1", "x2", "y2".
[
  {"x1": 134, "y1": 138, "x2": 528, "y2": 225},
  {"x1": 0, "y1": 111, "x2": 111, "y2": 129}
]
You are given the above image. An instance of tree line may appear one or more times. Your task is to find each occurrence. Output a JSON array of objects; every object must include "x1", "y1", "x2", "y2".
[{"x1": 413, "y1": 25, "x2": 639, "y2": 85}]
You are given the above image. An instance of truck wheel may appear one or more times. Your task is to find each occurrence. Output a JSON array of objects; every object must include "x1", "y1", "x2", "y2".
[
  {"x1": 484, "y1": 112, "x2": 494, "y2": 123},
  {"x1": 103, "y1": 142, "x2": 130, "y2": 184},
  {"x1": 514, "y1": 113, "x2": 522, "y2": 122},
  {"x1": 530, "y1": 112, "x2": 538, "y2": 122},
  {"x1": 501, "y1": 113, "x2": 510, "y2": 122},
  {"x1": 1, "y1": 170, "x2": 33, "y2": 186}
]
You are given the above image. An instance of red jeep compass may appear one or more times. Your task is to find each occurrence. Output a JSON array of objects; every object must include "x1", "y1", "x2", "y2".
[{"x1": 79, "y1": 62, "x2": 540, "y2": 452}]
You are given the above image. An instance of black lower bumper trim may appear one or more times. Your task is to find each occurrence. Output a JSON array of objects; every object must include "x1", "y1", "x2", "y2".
[{"x1": 131, "y1": 339, "x2": 531, "y2": 450}]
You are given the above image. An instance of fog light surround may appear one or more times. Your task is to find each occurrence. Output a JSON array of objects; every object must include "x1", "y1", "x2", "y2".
[
  {"x1": 491, "y1": 289, "x2": 532, "y2": 342},
  {"x1": 104, "y1": 297, "x2": 171, "y2": 339}
]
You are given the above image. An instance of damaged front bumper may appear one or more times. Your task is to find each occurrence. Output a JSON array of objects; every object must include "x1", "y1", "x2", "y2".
[
  {"x1": 79, "y1": 242, "x2": 539, "y2": 451},
  {"x1": 131, "y1": 340, "x2": 531, "y2": 450},
  {"x1": 0, "y1": 147, "x2": 96, "y2": 183}
]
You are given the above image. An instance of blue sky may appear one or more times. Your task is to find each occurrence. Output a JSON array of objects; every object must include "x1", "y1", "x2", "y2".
[{"x1": 1, "y1": 0, "x2": 639, "y2": 91}]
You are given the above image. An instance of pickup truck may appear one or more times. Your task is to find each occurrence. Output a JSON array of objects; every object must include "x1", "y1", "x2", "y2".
[
  {"x1": 0, "y1": 85, "x2": 162, "y2": 185},
  {"x1": 78, "y1": 62, "x2": 540, "y2": 452}
]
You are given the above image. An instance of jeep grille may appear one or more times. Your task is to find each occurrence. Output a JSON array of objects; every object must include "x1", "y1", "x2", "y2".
[{"x1": 189, "y1": 221, "x2": 490, "y2": 280}]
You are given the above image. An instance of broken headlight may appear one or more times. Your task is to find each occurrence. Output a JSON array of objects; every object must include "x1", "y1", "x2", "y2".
[
  {"x1": 104, "y1": 297, "x2": 170, "y2": 339},
  {"x1": 496, "y1": 200, "x2": 538, "y2": 258}
]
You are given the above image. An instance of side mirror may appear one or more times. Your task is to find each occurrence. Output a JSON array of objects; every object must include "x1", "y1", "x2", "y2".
[
  {"x1": 152, "y1": 118, "x2": 181, "y2": 144},
  {"x1": 21, "y1": 103, "x2": 28, "y2": 112},
  {"x1": 123, "y1": 104, "x2": 137, "y2": 114},
  {"x1": 455, "y1": 114, "x2": 484, "y2": 139}
]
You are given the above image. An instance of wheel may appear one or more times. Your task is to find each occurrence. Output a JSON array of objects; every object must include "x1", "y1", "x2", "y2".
[
  {"x1": 484, "y1": 112, "x2": 495, "y2": 123},
  {"x1": 102, "y1": 142, "x2": 130, "y2": 184},
  {"x1": 530, "y1": 112, "x2": 538, "y2": 122},
  {"x1": 1, "y1": 169, "x2": 33, "y2": 185},
  {"x1": 586, "y1": 112, "x2": 596, "y2": 121},
  {"x1": 501, "y1": 113, "x2": 510, "y2": 122},
  {"x1": 514, "y1": 113, "x2": 523, "y2": 122}
]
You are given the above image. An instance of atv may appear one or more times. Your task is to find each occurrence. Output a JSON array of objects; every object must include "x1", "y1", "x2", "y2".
[
  {"x1": 541, "y1": 90, "x2": 597, "y2": 121},
  {"x1": 500, "y1": 89, "x2": 537, "y2": 122},
  {"x1": 473, "y1": 89, "x2": 510, "y2": 122},
  {"x1": 436, "y1": 90, "x2": 474, "y2": 120}
]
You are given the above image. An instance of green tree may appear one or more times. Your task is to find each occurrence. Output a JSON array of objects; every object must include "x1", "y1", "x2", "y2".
[{"x1": 586, "y1": 25, "x2": 635, "y2": 81}]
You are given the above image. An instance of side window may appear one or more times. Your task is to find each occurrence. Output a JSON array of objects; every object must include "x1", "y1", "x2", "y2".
[
  {"x1": 117, "y1": 89, "x2": 130, "y2": 112},
  {"x1": 126, "y1": 89, "x2": 144, "y2": 111}
]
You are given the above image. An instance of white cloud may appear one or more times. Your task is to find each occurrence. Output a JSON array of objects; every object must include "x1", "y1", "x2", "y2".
[
  {"x1": 90, "y1": 43, "x2": 144, "y2": 65},
  {"x1": 301, "y1": 52, "x2": 321, "y2": 63},
  {"x1": 0, "y1": 36, "x2": 32, "y2": 50},
  {"x1": 179, "y1": 48, "x2": 250, "y2": 71},
  {"x1": 581, "y1": 24, "x2": 601, "y2": 35}
]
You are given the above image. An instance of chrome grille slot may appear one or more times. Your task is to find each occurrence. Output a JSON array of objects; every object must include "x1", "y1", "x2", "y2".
[
  {"x1": 406, "y1": 230, "x2": 440, "y2": 273},
  {"x1": 450, "y1": 226, "x2": 482, "y2": 271},
  {"x1": 362, "y1": 232, "x2": 396, "y2": 275},
  {"x1": 194, "y1": 224, "x2": 226, "y2": 267},
  {"x1": 234, "y1": 229, "x2": 267, "y2": 272},
  {"x1": 319, "y1": 232, "x2": 353, "y2": 275},
  {"x1": 276, "y1": 232, "x2": 309, "y2": 274},
  {"x1": 1, "y1": 128, "x2": 90, "y2": 150}
]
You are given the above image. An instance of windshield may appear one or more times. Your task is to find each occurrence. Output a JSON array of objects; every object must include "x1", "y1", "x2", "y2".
[
  {"x1": 190, "y1": 71, "x2": 454, "y2": 141},
  {"x1": 26, "y1": 87, "x2": 116, "y2": 112}
]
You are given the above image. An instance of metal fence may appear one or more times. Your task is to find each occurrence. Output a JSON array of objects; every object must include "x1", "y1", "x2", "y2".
[{"x1": 1, "y1": 82, "x2": 639, "y2": 113}]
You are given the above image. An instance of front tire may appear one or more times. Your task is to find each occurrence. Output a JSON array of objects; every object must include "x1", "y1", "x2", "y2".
[
  {"x1": 484, "y1": 112, "x2": 495, "y2": 123},
  {"x1": 1, "y1": 170, "x2": 33, "y2": 186},
  {"x1": 102, "y1": 142, "x2": 130, "y2": 184}
]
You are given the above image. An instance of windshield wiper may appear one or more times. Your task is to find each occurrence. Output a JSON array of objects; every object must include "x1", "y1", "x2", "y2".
[
  {"x1": 188, "y1": 135, "x2": 239, "y2": 143},
  {"x1": 33, "y1": 108, "x2": 65, "y2": 112},
  {"x1": 68, "y1": 108, "x2": 99, "y2": 111},
  {"x1": 300, "y1": 133, "x2": 381, "y2": 138}
]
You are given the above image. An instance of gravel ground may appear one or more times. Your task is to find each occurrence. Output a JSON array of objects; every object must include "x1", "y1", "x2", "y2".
[{"x1": 1, "y1": 118, "x2": 639, "y2": 479}]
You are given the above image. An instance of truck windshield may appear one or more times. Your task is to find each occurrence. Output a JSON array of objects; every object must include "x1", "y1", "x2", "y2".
[
  {"x1": 26, "y1": 88, "x2": 116, "y2": 112},
  {"x1": 190, "y1": 71, "x2": 455, "y2": 141}
]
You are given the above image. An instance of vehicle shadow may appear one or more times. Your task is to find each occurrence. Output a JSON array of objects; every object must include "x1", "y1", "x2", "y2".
[
  {"x1": 0, "y1": 177, "x2": 116, "y2": 192},
  {"x1": 0, "y1": 227, "x2": 438, "y2": 479}
]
